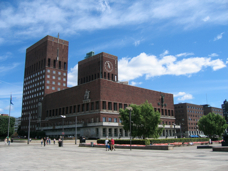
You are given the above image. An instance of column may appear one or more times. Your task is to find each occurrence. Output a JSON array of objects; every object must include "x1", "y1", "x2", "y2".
[
  {"x1": 106, "y1": 128, "x2": 108, "y2": 137},
  {"x1": 99, "y1": 127, "x2": 102, "y2": 138},
  {"x1": 112, "y1": 128, "x2": 114, "y2": 137}
]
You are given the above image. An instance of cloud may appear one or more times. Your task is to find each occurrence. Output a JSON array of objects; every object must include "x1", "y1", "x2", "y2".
[
  {"x1": 0, "y1": 63, "x2": 20, "y2": 74},
  {"x1": 0, "y1": 0, "x2": 228, "y2": 42},
  {"x1": 214, "y1": 32, "x2": 225, "y2": 41},
  {"x1": 226, "y1": 58, "x2": 228, "y2": 64},
  {"x1": 131, "y1": 81, "x2": 142, "y2": 86},
  {"x1": 67, "y1": 64, "x2": 78, "y2": 87},
  {"x1": 160, "y1": 50, "x2": 169, "y2": 57},
  {"x1": 0, "y1": 108, "x2": 3, "y2": 113},
  {"x1": 209, "y1": 53, "x2": 219, "y2": 57},
  {"x1": 134, "y1": 40, "x2": 140, "y2": 46},
  {"x1": 0, "y1": 52, "x2": 12, "y2": 61},
  {"x1": 174, "y1": 92, "x2": 193, "y2": 101},
  {"x1": 176, "y1": 52, "x2": 194, "y2": 57},
  {"x1": 203, "y1": 16, "x2": 210, "y2": 22},
  {"x1": 118, "y1": 52, "x2": 226, "y2": 81}
]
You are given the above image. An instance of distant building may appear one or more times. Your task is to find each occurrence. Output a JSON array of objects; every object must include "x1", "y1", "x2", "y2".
[
  {"x1": 0, "y1": 114, "x2": 8, "y2": 116},
  {"x1": 222, "y1": 99, "x2": 228, "y2": 122},
  {"x1": 202, "y1": 104, "x2": 223, "y2": 116},
  {"x1": 174, "y1": 103, "x2": 204, "y2": 138},
  {"x1": 14, "y1": 117, "x2": 21, "y2": 133}
]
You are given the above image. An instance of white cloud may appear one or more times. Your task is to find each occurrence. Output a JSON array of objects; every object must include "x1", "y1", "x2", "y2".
[
  {"x1": 0, "y1": 52, "x2": 12, "y2": 61},
  {"x1": 176, "y1": 52, "x2": 194, "y2": 57},
  {"x1": 214, "y1": 32, "x2": 225, "y2": 41},
  {"x1": 160, "y1": 50, "x2": 169, "y2": 57},
  {"x1": 203, "y1": 16, "x2": 210, "y2": 22},
  {"x1": 0, "y1": 0, "x2": 228, "y2": 41},
  {"x1": 209, "y1": 53, "x2": 219, "y2": 57},
  {"x1": 134, "y1": 40, "x2": 140, "y2": 46},
  {"x1": 0, "y1": 63, "x2": 20, "y2": 74},
  {"x1": 67, "y1": 64, "x2": 78, "y2": 87},
  {"x1": 131, "y1": 81, "x2": 142, "y2": 86},
  {"x1": 118, "y1": 52, "x2": 226, "y2": 81},
  {"x1": 174, "y1": 92, "x2": 193, "y2": 101},
  {"x1": 226, "y1": 58, "x2": 228, "y2": 64},
  {"x1": 0, "y1": 108, "x2": 3, "y2": 113}
]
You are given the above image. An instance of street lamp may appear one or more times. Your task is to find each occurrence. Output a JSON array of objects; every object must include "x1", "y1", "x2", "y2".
[
  {"x1": 75, "y1": 116, "x2": 77, "y2": 145},
  {"x1": 27, "y1": 113, "x2": 31, "y2": 144},
  {"x1": 126, "y1": 107, "x2": 133, "y2": 151},
  {"x1": 61, "y1": 115, "x2": 66, "y2": 146},
  {"x1": 173, "y1": 123, "x2": 176, "y2": 138}
]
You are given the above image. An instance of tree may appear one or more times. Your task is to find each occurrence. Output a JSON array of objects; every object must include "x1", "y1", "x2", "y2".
[
  {"x1": 198, "y1": 112, "x2": 228, "y2": 138},
  {"x1": 119, "y1": 101, "x2": 163, "y2": 139},
  {"x1": 0, "y1": 116, "x2": 15, "y2": 137}
]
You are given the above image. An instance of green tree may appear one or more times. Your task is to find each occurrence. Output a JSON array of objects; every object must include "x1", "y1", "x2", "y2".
[
  {"x1": 198, "y1": 112, "x2": 228, "y2": 138},
  {"x1": 119, "y1": 101, "x2": 163, "y2": 139},
  {"x1": 0, "y1": 116, "x2": 15, "y2": 137}
]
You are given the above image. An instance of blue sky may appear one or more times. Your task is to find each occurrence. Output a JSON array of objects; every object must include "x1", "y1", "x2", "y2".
[{"x1": 0, "y1": 0, "x2": 227, "y2": 118}]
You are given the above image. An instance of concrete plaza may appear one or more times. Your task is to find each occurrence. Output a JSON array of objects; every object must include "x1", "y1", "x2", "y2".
[{"x1": 0, "y1": 142, "x2": 228, "y2": 171}]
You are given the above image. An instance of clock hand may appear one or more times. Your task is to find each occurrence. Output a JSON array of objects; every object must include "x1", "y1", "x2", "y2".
[{"x1": 108, "y1": 63, "x2": 110, "y2": 68}]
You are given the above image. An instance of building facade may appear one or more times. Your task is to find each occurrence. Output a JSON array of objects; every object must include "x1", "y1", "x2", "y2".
[
  {"x1": 203, "y1": 104, "x2": 223, "y2": 116},
  {"x1": 222, "y1": 99, "x2": 228, "y2": 122},
  {"x1": 21, "y1": 35, "x2": 69, "y2": 131},
  {"x1": 174, "y1": 103, "x2": 204, "y2": 138},
  {"x1": 21, "y1": 35, "x2": 181, "y2": 139}
]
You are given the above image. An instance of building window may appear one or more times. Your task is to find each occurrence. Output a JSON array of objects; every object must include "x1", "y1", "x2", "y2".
[
  {"x1": 53, "y1": 60, "x2": 56, "y2": 68},
  {"x1": 73, "y1": 105, "x2": 76, "y2": 113},
  {"x1": 96, "y1": 101, "x2": 99, "y2": 109},
  {"x1": 114, "y1": 129, "x2": 117, "y2": 136},
  {"x1": 52, "y1": 81, "x2": 55, "y2": 84},
  {"x1": 47, "y1": 69, "x2": 50, "y2": 73},
  {"x1": 48, "y1": 58, "x2": 50, "y2": 67},
  {"x1": 103, "y1": 128, "x2": 106, "y2": 136},
  {"x1": 119, "y1": 119, "x2": 122, "y2": 123},
  {"x1": 108, "y1": 102, "x2": 112, "y2": 110},
  {"x1": 62, "y1": 107, "x2": 65, "y2": 115},
  {"x1": 104, "y1": 72, "x2": 106, "y2": 79},
  {"x1": 91, "y1": 102, "x2": 94, "y2": 110},
  {"x1": 119, "y1": 103, "x2": 122, "y2": 109},
  {"x1": 64, "y1": 62, "x2": 67, "y2": 70},
  {"x1": 114, "y1": 103, "x2": 117, "y2": 111},
  {"x1": 63, "y1": 78, "x2": 66, "y2": 81},
  {"x1": 124, "y1": 104, "x2": 127, "y2": 109},
  {"x1": 114, "y1": 118, "x2": 117, "y2": 122},
  {"x1": 57, "y1": 88, "x2": 60, "y2": 91},
  {"x1": 52, "y1": 87, "x2": 55, "y2": 90},
  {"x1": 47, "y1": 80, "x2": 50, "y2": 84},
  {"x1": 46, "y1": 86, "x2": 49, "y2": 89},
  {"x1": 58, "y1": 71, "x2": 61, "y2": 75},
  {"x1": 86, "y1": 103, "x2": 89, "y2": 111},
  {"x1": 63, "y1": 83, "x2": 66, "y2": 86},
  {"x1": 103, "y1": 117, "x2": 106, "y2": 122},
  {"x1": 58, "y1": 82, "x2": 61, "y2": 85},
  {"x1": 103, "y1": 101, "x2": 106, "y2": 109},
  {"x1": 108, "y1": 73, "x2": 110, "y2": 80},
  {"x1": 58, "y1": 77, "x2": 61, "y2": 80},
  {"x1": 59, "y1": 61, "x2": 61, "y2": 69},
  {"x1": 108, "y1": 118, "x2": 112, "y2": 122},
  {"x1": 53, "y1": 70, "x2": 56, "y2": 74},
  {"x1": 78, "y1": 105, "x2": 80, "y2": 112},
  {"x1": 53, "y1": 76, "x2": 55, "y2": 79},
  {"x1": 47, "y1": 75, "x2": 50, "y2": 78}
]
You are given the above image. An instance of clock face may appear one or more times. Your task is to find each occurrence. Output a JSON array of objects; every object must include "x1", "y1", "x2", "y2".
[{"x1": 104, "y1": 61, "x2": 113, "y2": 72}]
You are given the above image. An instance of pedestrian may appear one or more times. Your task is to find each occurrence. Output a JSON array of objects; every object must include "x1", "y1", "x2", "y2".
[
  {"x1": 4, "y1": 138, "x2": 7, "y2": 145},
  {"x1": 105, "y1": 138, "x2": 109, "y2": 151},
  {"x1": 41, "y1": 138, "x2": 43, "y2": 146},
  {"x1": 53, "y1": 138, "x2": 56, "y2": 145},
  {"x1": 43, "y1": 137, "x2": 46, "y2": 146},
  {"x1": 49, "y1": 138, "x2": 51, "y2": 144},
  {"x1": 8, "y1": 137, "x2": 11, "y2": 146},
  {"x1": 111, "y1": 138, "x2": 115, "y2": 151}
]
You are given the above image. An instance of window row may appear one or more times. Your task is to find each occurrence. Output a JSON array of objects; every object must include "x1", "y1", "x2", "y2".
[
  {"x1": 25, "y1": 59, "x2": 46, "y2": 76},
  {"x1": 47, "y1": 58, "x2": 67, "y2": 70},
  {"x1": 47, "y1": 69, "x2": 66, "y2": 76},
  {"x1": 46, "y1": 86, "x2": 61, "y2": 91},
  {"x1": 24, "y1": 70, "x2": 45, "y2": 81}
]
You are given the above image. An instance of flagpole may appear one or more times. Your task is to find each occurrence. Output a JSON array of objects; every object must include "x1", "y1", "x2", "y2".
[{"x1": 7, "y1": 95, "x2": 12, "y2": 137}]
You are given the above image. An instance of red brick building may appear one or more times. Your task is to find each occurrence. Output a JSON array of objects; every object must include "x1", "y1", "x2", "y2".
[
  {"x1": 21, "y1": 35, "x2": 179, "y2": 139},
  {"x1": 21, "y1": 35, "x2": 69, "y2": 131}
]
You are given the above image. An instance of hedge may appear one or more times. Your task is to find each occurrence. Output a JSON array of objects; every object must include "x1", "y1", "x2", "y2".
[{"x1": 97, "y1": 138, "x2": 209, "y2": 145}]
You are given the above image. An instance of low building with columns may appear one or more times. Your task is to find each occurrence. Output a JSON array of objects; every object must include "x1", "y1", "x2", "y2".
[{"x1": 36, "y1": 51, "x2": 179, "y2": 139}]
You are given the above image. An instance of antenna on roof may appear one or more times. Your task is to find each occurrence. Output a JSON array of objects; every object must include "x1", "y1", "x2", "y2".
[{"x1": 57, "y1": 33, "x2": 59, "y2": 61}]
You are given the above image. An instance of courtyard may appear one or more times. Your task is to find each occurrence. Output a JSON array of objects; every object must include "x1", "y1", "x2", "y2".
[{"x1": 0, "y1": 142, "x2": 227, "y2": 171}]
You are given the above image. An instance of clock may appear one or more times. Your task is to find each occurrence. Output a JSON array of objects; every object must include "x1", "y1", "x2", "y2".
[{"x1": 104, "y1": 61, "x2": 113, "y2": 72}]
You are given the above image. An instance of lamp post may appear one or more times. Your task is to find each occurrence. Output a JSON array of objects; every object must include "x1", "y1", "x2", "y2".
[
  {"x1": 27, "y1": 113, "x2": 31, "y2": 144},
  {"x1": 75, "y1": 116, "x2": 77, "y2": 145},
  {"x1": 61, "y1": 115, "x2": 66, "y2": 146},
  {"x1": 126, "y1": 107, "x2": 133, "y2": 151},
  {"x1": 173, "y1": 123, "x2": 176, "y2": 138}
]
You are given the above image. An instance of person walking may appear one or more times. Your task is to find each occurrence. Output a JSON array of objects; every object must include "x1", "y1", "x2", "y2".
[
  {"x1": 43, "y1": 137, "x2": 46, "y2": 146},
  {"x1": 4, "y1": 138, "x2": 7, "y2": 145},
  {"x1": 8, "y1": 137, "x2": 11, "y2": 146},
  {"x1": 53, "y1": 138, "x2": 56, "y2": 145},
  {"x1": 41, "y1": 138, "x2": 43, "y2": 146},
  {"x1": 105, "y1": 138, "x2": 109, "y2": 151},
  {"x1": 111, "y1": 138, "x2": 115, "y2": 151}
]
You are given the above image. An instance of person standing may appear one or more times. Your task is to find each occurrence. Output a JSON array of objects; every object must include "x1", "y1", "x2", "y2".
[
  {"x1": 53, "y1": 138, "x2": 56, "y2": 145},
  {"x1": 8, "y1": 137, "x2": 11, "y2": 146},
  {"x1": 41, "y1": 138, "x2": 43, "y2": 146},
  {"x1": 43, "y1": 137, "x2": 46, "y2": 146},
  {"x1": 111, "y1": 138, "x2": 115, "y2": 151},
  {"x1": 4, "y1": 138, "x2": 7, "y2": 145},
  {"x1": 105, "y1": 138, "x2": 109, "y2": 151}
]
